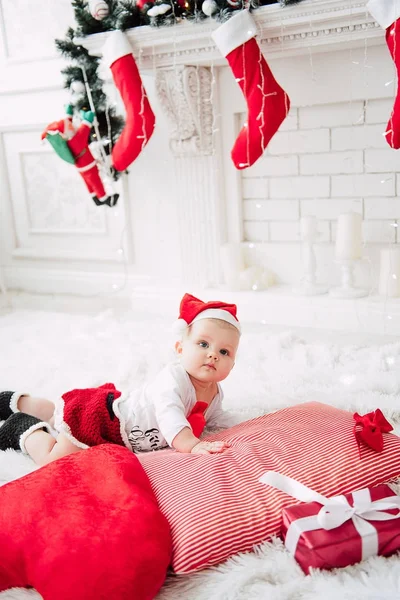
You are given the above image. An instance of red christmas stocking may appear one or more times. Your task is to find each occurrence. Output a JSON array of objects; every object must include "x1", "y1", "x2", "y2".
[
  {"x1": 367, "y1": 0, "x2": 400, "y2": 148},
  {"x1": 187, "y1": 401, "x2": 208, "y2": 438},
  {"x1": 102, "y1": 31, "x2": 155, "y2": 172},
  {"x1": 212, "y1": 10, "x2": 290, "y2": 170}
]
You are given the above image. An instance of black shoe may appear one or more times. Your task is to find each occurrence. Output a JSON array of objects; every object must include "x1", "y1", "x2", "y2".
[
  {"x1": 92, "y1": 194, "x2": 119, "y2": 207},
  {"x1": 0, "y1": 412, "x2": 50, "y2": 453},
  {"x1": 106, "y1": 193, "x2": 119, "y2": 207},
  {"x1": 0, "y1": 391, "x2": 22, "y2": 420}
]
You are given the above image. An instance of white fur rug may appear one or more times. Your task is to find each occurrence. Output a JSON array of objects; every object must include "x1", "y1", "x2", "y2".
[{"x1": 1, "y1": 306, "x2": 400, "y2": 599}]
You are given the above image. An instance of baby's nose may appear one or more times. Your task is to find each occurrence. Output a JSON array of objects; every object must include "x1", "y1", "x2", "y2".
[{"x1": 208, "y1": 350, "x2": 218, "y2": 360}]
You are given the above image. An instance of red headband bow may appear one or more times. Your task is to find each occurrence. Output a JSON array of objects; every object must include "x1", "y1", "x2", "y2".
[{"x1": 178, "y1": 293, "x2": 239, "y2": 329}]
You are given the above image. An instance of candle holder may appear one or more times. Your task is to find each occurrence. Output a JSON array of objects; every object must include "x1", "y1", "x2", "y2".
[
  {"x1": 379, "y1": 247, "x2": 400, "y2": 298},
  {"x1": 329, "y1": 259, "x2": 368, "y2": 299},
  {"x1": 293, "y1": 240, "x2": 328, "y2": 296},
  {"x1": 293, "y1": 216, "x2": 328, "y2": 296}
]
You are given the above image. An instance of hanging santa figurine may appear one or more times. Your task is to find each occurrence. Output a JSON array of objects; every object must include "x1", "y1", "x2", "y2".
[
  {"x1": 43, "y1": 30, "x2": 156, "y2": 207},
  {"x1": 41, "y1": 105, "x2": 119, "y2": 207}
]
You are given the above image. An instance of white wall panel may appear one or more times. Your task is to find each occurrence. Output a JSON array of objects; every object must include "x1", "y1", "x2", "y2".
[
  {"x1": 2, "y1": 129, "x2": 127, "y2": 262},
  {"x1": 0, "y1": 0, "x2": 73, "y2": 62}
]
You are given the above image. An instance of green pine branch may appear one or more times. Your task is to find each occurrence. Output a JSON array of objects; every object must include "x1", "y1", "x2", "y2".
[{"x1": 55, "y1": 3, "x2": 125, "y2": 177}]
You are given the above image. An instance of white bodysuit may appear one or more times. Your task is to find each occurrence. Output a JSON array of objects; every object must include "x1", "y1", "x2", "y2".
[{"x1": 113, "y1": 362, "x2": 235, "y2": 453}]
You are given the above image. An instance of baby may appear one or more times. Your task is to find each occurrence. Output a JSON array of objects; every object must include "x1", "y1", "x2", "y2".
[{"x1": 0, "y1": 293, "x2": 241, "y2": 465}]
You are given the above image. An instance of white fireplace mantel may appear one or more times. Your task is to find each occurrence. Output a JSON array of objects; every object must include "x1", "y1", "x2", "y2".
[{"x1": 74, "y1": 0, "x2": 381, "y2": 70}]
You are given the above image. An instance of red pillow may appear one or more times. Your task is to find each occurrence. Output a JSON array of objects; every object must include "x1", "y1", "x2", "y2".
[
  {"x1": 0, "y1": 444, "x2": 172, "y2": 599},
  {"x1": 138, "y1": 401, "x2": 400, "y2": 573}
]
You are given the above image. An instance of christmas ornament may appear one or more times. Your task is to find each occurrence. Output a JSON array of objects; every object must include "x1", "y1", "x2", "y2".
[
  {"x1": 41, "y1": 105, "x2": 119, "y2": 207},
  {"x1": 102, "y1": 30, "x2": 155, "y2": 172},
  {"x1": 367, "y1": 0, "x2": 400, "y2": 148},
  {"x1": 88, "y1": 0, "x2": 110, "y2": 20},
  {"x1": 70, "y1": 80, "x2": 86, "y2": 96},
  {"x1": 147, "y1": 3, "x2": 172, "y2": 16},
  {"x1": 135, "y1": 0, "x2": 149, "y2": 8},
  {"x1": 212, "y1": 10, "x2": 290, "y2": 169},
  {"x1": 202, "y1": 0, "x2": 218, "y2": 16}
]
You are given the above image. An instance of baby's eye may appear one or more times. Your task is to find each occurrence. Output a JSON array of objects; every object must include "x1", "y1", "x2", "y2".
[
  {"x1": 199, "y1": 341, "x2": 209, "y2": 348},
  {"x1": 220, "y1": 349, "x2": 229, "y2": 356}
]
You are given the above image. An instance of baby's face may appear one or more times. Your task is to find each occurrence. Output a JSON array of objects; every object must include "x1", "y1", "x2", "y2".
[{"x1": 176, "y1": 319, "x2": 240, "y2": 384}]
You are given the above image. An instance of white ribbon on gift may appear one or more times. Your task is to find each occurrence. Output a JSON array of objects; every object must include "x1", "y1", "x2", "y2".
[{"x1": 259, "y1": 471, "x2": 400, "y2": 561}]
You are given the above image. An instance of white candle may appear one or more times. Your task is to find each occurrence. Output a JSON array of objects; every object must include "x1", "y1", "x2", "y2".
[
  {"x1": 335, "y1": 213, "x2": 363, "y2": 261},
  {"x1": 379, "y1": 247, "x2": 400, "y2": 297},
  {"x1": 299, "y1": 216, "x2": 317, "y2": 242},
  {"x1": 220, "y1": 243, "x2": 244, "y2": 289}
]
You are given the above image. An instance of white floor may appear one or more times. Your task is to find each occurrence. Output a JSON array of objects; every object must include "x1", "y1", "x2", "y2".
[{"x1": 0, "y1": 291, "x2": 400, "y2": 599}]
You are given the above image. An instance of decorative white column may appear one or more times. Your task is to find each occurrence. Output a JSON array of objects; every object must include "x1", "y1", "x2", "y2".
[{"x1": 156, "y1": 65, "x2": 222, "y2": 287}]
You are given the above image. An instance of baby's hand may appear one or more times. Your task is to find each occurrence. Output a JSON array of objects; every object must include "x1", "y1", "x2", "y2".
[{"x1": 190, "y1": 441, "x2": 230, "y2": 455}]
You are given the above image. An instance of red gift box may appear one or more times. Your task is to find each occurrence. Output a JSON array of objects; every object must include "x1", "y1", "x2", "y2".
[{"x1": 260, "y1": 472, "x2": 400, "y2": 574}]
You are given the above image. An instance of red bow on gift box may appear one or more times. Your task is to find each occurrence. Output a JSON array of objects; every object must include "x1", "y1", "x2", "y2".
[{"x1": 353, "y1": 409, "x2": 393, "y2": 454}]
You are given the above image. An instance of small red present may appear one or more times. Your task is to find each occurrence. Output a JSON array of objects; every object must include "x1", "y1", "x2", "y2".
[{"x1": 260, "y1": 471, "x2": 400, "y2": 574}]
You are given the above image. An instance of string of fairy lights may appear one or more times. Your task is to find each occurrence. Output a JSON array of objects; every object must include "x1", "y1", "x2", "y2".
[{"x1": 60, "y1": 0, "x2": 400, "y2": 339}]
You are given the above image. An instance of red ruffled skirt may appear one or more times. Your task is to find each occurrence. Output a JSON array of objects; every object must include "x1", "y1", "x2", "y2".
[{"x1": 55, "y1": 383, "x2": 124, "y2": 449}]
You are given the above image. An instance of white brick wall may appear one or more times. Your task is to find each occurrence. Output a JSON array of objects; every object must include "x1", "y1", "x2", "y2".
[
  {"x1": 364, "y1": 198, "x2": 400, "y2": 219},
  {"x1": 301, "y1": 199, "x2": 363, "y2": 220},
  {"x1": 331, "y1": 174, "x2": 395, "y2": 197},
  {"x1": 300, "y1": 151, "x2": 364, "y2": 175},
  {"x1": 242, "y1": 99, "x2": 400, "y2": 254},
  {"x1": 299, "y1": 102, "x2": 365, "y2": 129},
  {"x1": 243, "y1": 200, "x2": 299, "y2": 221},
  {"x1": 331, "y1": 124, "x2": 388, "y2": 150},
  {"x1": 268, "y1": 128, "x2": 330, "y2": 155},
  {"x1": 365, "y1": 99, "x2": 393, "y2": 124},
  {"x1": 269, "y1": 176, "x2": 330, "y2": 199}
]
